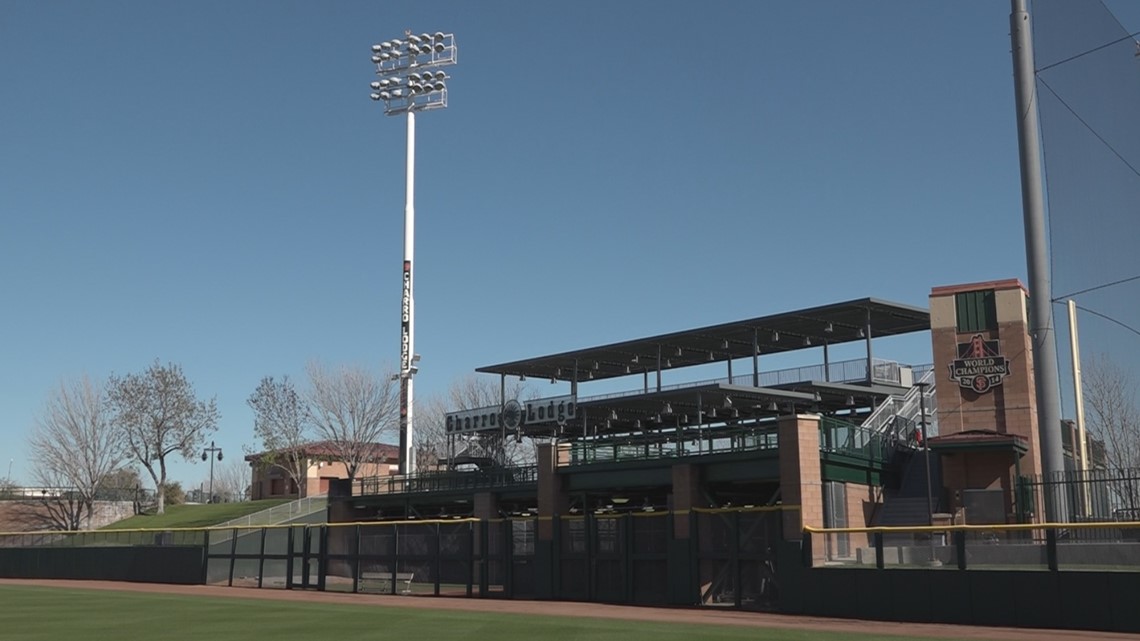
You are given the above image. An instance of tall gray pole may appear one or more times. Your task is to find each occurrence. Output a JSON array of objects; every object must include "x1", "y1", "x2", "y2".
[{"x1": 1010, "y1": 0, "x2": 1067, "y2": 521}]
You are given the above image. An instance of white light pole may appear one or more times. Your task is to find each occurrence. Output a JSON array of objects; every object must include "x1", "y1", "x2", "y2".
[{"x1": 370, "y1": 31, "x2": 457, "y2": 476}]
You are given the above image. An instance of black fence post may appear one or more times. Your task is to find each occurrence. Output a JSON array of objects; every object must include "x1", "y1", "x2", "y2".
[
  {"x1": 285, "y1": 526, "x2": 295, "y2": 590},
  {"x1": 874, "y1": 531, "x2": 884, "y2": 569},
  {"x1": 228, "y1": 527, "x2": 239, "y2": 587},
  {"x1": 552, "y1": 514, "x2": 561, "y2": 601},
  {"x1": 954, "y1": 530, "x2": 967, "y2": 570},
  {"x1": 802, "y1": 531, "x2": 813, "y2": 568},
  {"x1": 504, "y1": 519, "x2": 514, "y2": 599},
  {"x1": 479, "y1": 519, "x2": 489, "y2": 597},
  {"x1": 624, "y1": 513, "x2": 634, "y2": 604},
  {"x1": 316, "y1": 525, "x2": 328, "y2": 592},
  {"x1": 352, "y1": 524, "x2": 361, "y2": 594},
  {"x1": 257, "y1": 527, "x2": 267, "y2": 589},
  {"x1": 301, "y1": 527, "x2": 312, "y2": 588},
  {"x1": 199, "y1": 528, "x2": 210, "y2": 586},
  {"x1": 1046, "y1": 528, "x2": 1059, "y2": 571},
  {"x1": 733, "y1": 510, "x2": 742, "y2": 608},
  {"x1": 434, "y1": 522, "x2": 442, "y2": 596},
  {"x1": 466, "y1": 520, "x2": 475, "y2": 598}
]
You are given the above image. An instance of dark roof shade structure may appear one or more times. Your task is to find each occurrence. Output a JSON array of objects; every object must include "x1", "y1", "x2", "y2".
[{"x1": 476, "y1": 298, "x2": 929, "y2": 383}]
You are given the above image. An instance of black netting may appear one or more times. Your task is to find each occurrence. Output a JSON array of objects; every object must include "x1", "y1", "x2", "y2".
[
  {"x1": 559, "y1": 558, "x2": 587, "y2": 599},
  {"x1": 263, "y1": 528, "x2": 289, "y2": 555},
  {"x1": 560, "y1": 516, "x2": 587, "y2": 554},
  {"x1": 396, "y1": 523, "x2": 436, "y2": 556},
  {"x1": 1033, "y1": 0, "x2": 1140, "y2": 456},
  {"x1": 738, "y1": 511, "x2": 780, "y2": 555},
  {"x1": 439, "y1": 522, "x2": 471, "y2": 556},
  {"x1": 631, "y1": 559, "x2": 667, "y2": 604},
  {"x1": 594, "y1": 558, "x2": 624, "y2": 602},
  {"x1": 697, "y1": 512, "x2": 732, "y2": 555},
  {"x1": 632, "y1": 514, "x2": 668, "y2": 553}
]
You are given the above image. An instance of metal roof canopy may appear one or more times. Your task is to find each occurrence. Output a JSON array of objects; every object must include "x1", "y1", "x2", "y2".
[{"x1": 477, "y1": 298, "x2": 929, "y2": 383}]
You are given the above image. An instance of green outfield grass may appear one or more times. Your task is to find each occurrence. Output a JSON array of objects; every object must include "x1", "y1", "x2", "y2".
[
  {"x1": 0, "y1": 584, "x2": 956, "y2": 641},
  {"x1": 101, "y1": 499, "x2": 292, "y2": 530}
]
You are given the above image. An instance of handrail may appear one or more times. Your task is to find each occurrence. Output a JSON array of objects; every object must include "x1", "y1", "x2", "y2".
[
  {"x1": 214, "y1": 494, "x2": 328, "y2": 529},
  {"x1": 356, "y1": 465, "x2": 538, "y2": 496},
  {"x1": 565, "y1": 423, "x2": 778, "y2": 466},
  {"x1": 580, "y1": 357, "x2": 918, "y2": 404}
]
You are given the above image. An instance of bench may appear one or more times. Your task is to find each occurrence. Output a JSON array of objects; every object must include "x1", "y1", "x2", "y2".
[{"x1": 359, "y1": 571, "x2": 414, "y2": 594}]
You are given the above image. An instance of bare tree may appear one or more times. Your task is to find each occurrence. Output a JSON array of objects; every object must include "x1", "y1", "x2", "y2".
[
  {"x1": 27, "y1": 376, "x2": 130, "y2": 530},
  {"x1": 247, "y1": 376, "x2": 309, "y2": 498},
  {"x1": 303, "y1": 360, "x2": 398, "y2": 482},
  {"x1": 416, "y1": 375, "x2": 535, "y2": 470},
  {"x1": 106, "y1": 361, "x2": 219, "y2": 515},
  {"x1": 211, "y1": 459, "x2": 251, "y2": 502},
  {"x1": 1084, "y1": 355, "x2": 1140, "y2": 469},
  {"x1": 1083, "y1": 354, "x2": 1140, "y2": 513}
]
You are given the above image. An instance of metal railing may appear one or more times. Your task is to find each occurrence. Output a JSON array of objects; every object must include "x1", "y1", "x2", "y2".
[
  {"x1": 356, "y1": 465, "x2": 538, "y2": 497},
  {"x1": 1021, "y1": 467, "x2": 1140, "y2": 523},
  {"x1": 862, "y1": 368, "x2": 937, "y2": 439},
  {"x1": 565, "y1": 424, "x2": 779, "y2": 466},
  {"x1": 215, "y1": 495, "x2": 329, "y2": 529},
  {"x1": 581, "y1": 358, "x2": 912, "y2": 404},
  {"x1": 805, "y1": 520, "x2": 1140, "y2": 571},
  {"x1": 819, "y1": 416, "x2": 892, "y2": 465},
  {"x1": 0, "y1": 486, "x2": 156, "y2": 502}
]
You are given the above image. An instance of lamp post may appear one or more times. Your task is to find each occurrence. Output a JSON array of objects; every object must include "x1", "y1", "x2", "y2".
[
  {"x1": 369, "y1": 30, "x2": 457, "y2": 476},
  {"x1": 201, "y1": 441, "x2": 223, "y2": 503},
  {"x1": 915, "y1": 382, "x2": 933, "y2": 524}
]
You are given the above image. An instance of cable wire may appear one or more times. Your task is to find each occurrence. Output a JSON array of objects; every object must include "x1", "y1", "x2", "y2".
[
  {"x1": 1054, "y1": 274, "x2": 1140, "y2": 301},
  {"x1": 1054, "y1": 300, "x2": 1140, "y2": 340},
  {"x1": 1035, "y1": 30, "x2": 1140, "y2": 74}
]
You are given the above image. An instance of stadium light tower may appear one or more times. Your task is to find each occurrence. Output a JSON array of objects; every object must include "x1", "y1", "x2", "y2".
[{"x1": 370, "y1": 30, "x2": 457, "y2": 476}]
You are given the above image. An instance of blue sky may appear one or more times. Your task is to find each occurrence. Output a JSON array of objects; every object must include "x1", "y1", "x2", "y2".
[{"x1": 1, "y1": 1, "x2": 1134, "y2": 489}]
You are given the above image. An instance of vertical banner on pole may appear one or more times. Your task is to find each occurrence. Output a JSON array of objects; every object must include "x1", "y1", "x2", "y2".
[{"x1": 400, "y1": 259, "x2": 412, "y2": 473}]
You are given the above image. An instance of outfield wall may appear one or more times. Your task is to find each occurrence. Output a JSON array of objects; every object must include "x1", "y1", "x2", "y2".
[{"x1": 4, "y1": 514, "x2": 1140, "y2": 633}]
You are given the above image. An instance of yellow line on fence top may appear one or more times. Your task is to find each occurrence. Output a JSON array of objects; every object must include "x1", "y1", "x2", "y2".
[{"x1": 803, "y1": 520, "x2": 1140, "y2": 535}]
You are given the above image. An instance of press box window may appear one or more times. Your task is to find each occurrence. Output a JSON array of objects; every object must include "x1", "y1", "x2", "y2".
[{"x1": 955, "y1": 290, "x2": 997, "y2": 333}]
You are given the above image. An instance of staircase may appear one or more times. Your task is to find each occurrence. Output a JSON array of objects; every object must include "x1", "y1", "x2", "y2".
[
  {"x1": 875, "y1": 449, "x2": 943, "y2": 531},
  {"x1": 862, "y1": 369, "x2": 938, "y2": 442}
]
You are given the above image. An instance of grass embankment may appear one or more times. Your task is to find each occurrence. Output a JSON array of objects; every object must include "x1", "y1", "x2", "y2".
[{"x1": 102, "y1": 499, "x2": 293, "y2": 530}]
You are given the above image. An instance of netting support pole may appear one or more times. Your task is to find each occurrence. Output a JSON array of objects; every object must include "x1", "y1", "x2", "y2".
[{"x1": 1011, "y1": 0, "x2": 1068, "y2": 521}]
